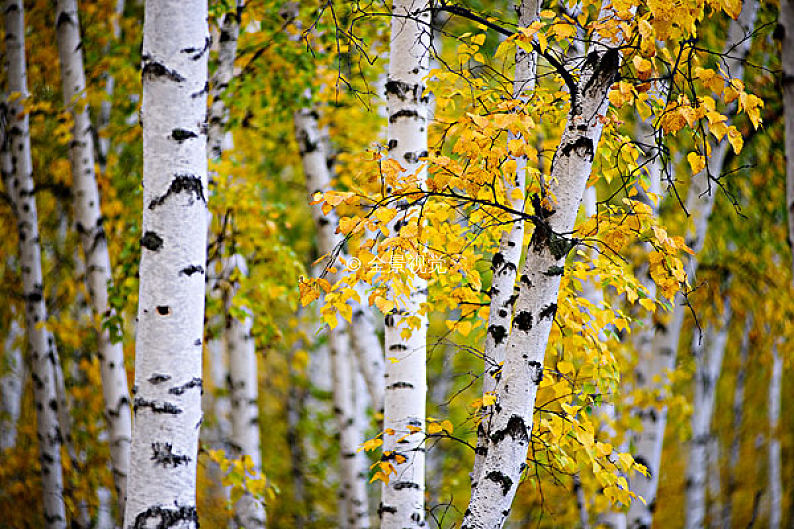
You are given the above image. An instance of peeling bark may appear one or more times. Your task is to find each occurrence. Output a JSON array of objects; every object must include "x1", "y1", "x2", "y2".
[{"x1": 123, "y1": 1, "x2": 209, "y2": 527}]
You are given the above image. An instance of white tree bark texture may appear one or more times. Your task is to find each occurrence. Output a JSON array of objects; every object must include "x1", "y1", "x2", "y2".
[
  {"x1": 123, "y1": 1, "x2": 209, "y2": 527},
  {"x1": 627, "y1": 5, "x2": 757, "y2": 526},
  {"x1": 2, "y1": 1, "x2": 67, "y2": 526},
  {"x1": 0, "y1": 304, "x2": 24, "y2": 450},
  {"x1": 472, "y1": 0, "x2": 540, "y2": 488},
  {"x1": 462, "y1": 4, "x2": 621, "y2": 527},
  {"x1": 295, "y1": 109, "x2": 373, "y2": 529},
  {"x1": 55, "y1": 0, "x2": 133, "y2": 512},
  {"x1": 224, "y1": 256, "x2": 266, "y2": 529},
  {"x1": 684, "y1": 299, "x2": 732, "y2": 529},
  {"x1": 380, "y1": 1, "x2": 431, "y2": 528}
]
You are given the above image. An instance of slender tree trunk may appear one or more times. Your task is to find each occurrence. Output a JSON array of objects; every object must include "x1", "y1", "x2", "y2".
[
  {"x1": 768, "y1": 340, "x2": 782, "y2": 529},
  {"x1": 55, "y1": 0, "x2": 133, "y2": 512},
  {"x1": 330, "y1": 322, "x2": 371, "y2": 529},
  {"x1": 380, "y1": 2, "x2": 431, "y2": 528},
  {"x1": 462, "y1": 5, "x2": 621, "y2": 527},
  {"x1": 96, "y1": 0, "x2": 125, "y2": 172},
  {"x1": 0, "y1": 314, "x2": 24, "y2": 450},
  {"x1": 722, "y1": 313, "x2": 752, "y2": 529},
  {"x1": 225, "y1": 256, "x2": 266, "y2": 529},
  {"x1": 473, "y1": 0, "x2": 540, "y2": 488},
  {"x1": 627, "y1": 6, "x2": 757, "y2": 526},
  {"x1": 295, "y1": 109, "x2": 372, "y2": 529},
  {"x1": 2, "y1": 2, "x2": 67, "y2": 526},
  {"x1": 684, "y1": 299, "x2": 732, "y2": 529},
  {"x1": 123, "y1": 1, "x2": 209, "y2": 527},
  {"x1": 294, "y1": 108, "x2": 386, "y2": 412},
  {"x1": 207, "y1": 1, "x2": 242, "y2": 163},
  {"x1": 782, "y1": 0, "x2": 794, "y2": 276}
]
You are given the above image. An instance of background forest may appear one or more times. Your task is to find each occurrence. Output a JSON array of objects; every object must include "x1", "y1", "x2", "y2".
[{"x1": 0, "y1": 0, "x2": 792, "y2": 528}]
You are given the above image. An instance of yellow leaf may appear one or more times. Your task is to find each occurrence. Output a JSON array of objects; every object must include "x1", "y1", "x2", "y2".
[
  {"x1": 687, "y1": 152, "x2": 705, "y2": 174},
  {"x1": 482, "y1": 393, "x2": 497, "y2": 406},
  {"x1": 427, "y1": 422, "x2": 443, "y2": 435},
  {"x1": 727, "y1": 127, "x2": 743, "y2": 154},
  {"x1": 375, "y1": 296, "x2": 395, "y2": 314},
  {"x1": 639, "y1": 298, "x2": 655, "y2": 311}
]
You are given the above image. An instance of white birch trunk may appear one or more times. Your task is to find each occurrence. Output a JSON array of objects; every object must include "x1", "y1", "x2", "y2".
[
  {"x1": 768, "y1": 341, "x2": 782, "y2": 529},
  {"x1": 684, "y1": 300, "x2": 732, "y2": 529},
  {"x1": 783, "y1": 0, "x2": 794, "y2": 278},
  {"x1": 97, "y1": 0, "x2": 125, "y2": 172},
  {"x1": 123, "y1": 1, "x2": 209, "y2": 527},
  {"x1": 0, "y1": 314, "x2": 24, "y2": 450},
  {"x1": 294, "y1": 107, "x2": 386, "y2": 412},
  {"x1": 296, "y1": 110, "x2": 372, "y2": 529},
  {"x1": 207, "y1": 0, "x2": 242, "y2": 163},
  {"x1": 330, "y1": 322, "x2": 371, "y2": 529},
  {"x1": 722, "y1": 313, "x2": 752, "y2": 529},
  {"x1": 473, "y1": 0, "x2": 540, "y2": 488},
  {"x1": 2, "y1": 2, "x2": 67, "y2": 526},
  {"x1": 462, "y1": 6, "x2": 621, "y2": 527},
  {"x1": 381, "y1": 2, "x2": 431, "y2": 527},
  {"x1": 55, "y1": 0, "x2": 133, "y2": 511},
  {"x1": 225, "y1": 255, "x2": 266, "y2": 529},
  {"x1": 627, "y1": 7, "x2": 757, "y2": 526}
]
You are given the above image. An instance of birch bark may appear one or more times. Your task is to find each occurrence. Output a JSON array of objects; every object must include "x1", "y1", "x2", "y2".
[
  {"x1": 225, "y1": 256, "x2": 266, "y2": 529},
  {"x1": 123, "y1": 1, "x2": 209, "y2": 527},
  {"x1": 684, "y1": 300, "x2": 732, "y2": 529},
  {"x1": 0, "y1": 306, "x2": 24, "y2": 451},
  {"x1": 55, "y1": 0, "x2": 132, "y2": 511},
  {"x1": 473, "y1": 0, "x2": 540, "y2": 488},
  {"x1": 462, "y1": 5, "x2": 621, "y2": 527},
  {"x1": 295, "y1": 109, "x2": 372, "y2": 529},
  {"x1": 2, "y1": 1, "x2": 67, "y2": 526},
  {"x1": 627, "y1": 7, "x2": 757, "y2": 526},
  {"x1": 294, "y1": 108, "x2": 385, "y2": 412},
  {"x1": 381, "y1": 2, "x2": 431, "y2": 528}
]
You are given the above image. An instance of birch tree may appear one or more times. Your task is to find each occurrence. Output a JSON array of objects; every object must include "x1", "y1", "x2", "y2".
[
  {"x1": 123, "y1": 0, "x2": 209, "y2": 526},
  {"x1": 380, "y1": 2, "x2": 431, "y2": 528},
  {"x1": 472, "y1": 0, "x2": 540, "y2": 488},
  {"x1": 684, "y1": 297, "x2": 732, "y2": 529},
  {"x1": 54, "y1": 0, "x2": 132, "y2": 510},
  {"x1": 0, "y1": 310, "x2": 23, "y2": 451},
  {"x1": 295, "y1": 107, "x2": 372, "y2": 529},
  {"x1": 627, "y1": 7, "x2": 758, "y2": 526},
  {"x1": 2, "y1": 1, "x2": 67, "y2": 526}
]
